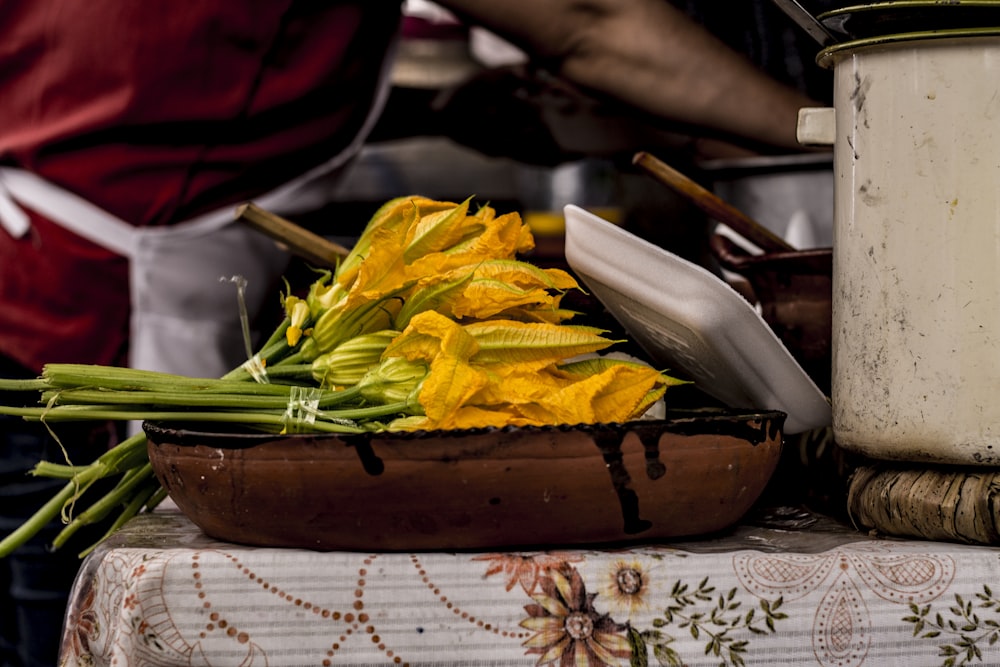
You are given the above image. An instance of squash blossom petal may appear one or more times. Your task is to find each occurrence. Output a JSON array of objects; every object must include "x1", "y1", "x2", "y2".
[
  {"x1": 419, "y1": 353, "x2": 489, "y2": 426},
  {"x1": 556, "y1": 357, "x2": 689, "y2": 419},
  {"x1": 383, "y1": 310, "x2": 478, "y2": 363},
  {"x1": 449, "y1": 279, "x2": 560, "y2": 320},
  {"x1": 488, "y1": 305, "x2": 580, "y2": 325},
  {"x1": 382, "y1": 311, "x2": 487, "y2": 426},
  {"x1": 304, "y1": 269, "x2": 347, "y2": 315},
  {"x1": 468, "y1": 366, "x2": 571, "y2": 407},
  {"x1": 342, "y1": 223, "x2": 411, "y2": 300},
  {"x1": 392, "y1": 271, "x2": 474, "y2": 331},
  {"x1": 311, "y1": 330, "x2": 399, "y2": 387},
  {"x1": 462, "y1": 259, "x2": 579, "y2": 292},
  {"x1": 405, "y1": 211, "x2": 533, "y2": 277},
  {"x1": 283, "y1": 296, "x2": 312, "y2": 347},
  {"x1": 336, "y1": 196, "x2": 424, "y2": 289},
  {"x1": 357, "y1": 356, "x2": 428, "y2": 406},
  {"x1": 406, "y1": 404, "x2": 541, "y2": 431},
  {"x1": 560, "y1": 364, "x2": 663, "y2": 423},
  {"x1": 403, "y1": 197, "x2": 472, "y2": 262},
  {"x1": 463, "y1": 320, "x2": 618, "y2": 365}
]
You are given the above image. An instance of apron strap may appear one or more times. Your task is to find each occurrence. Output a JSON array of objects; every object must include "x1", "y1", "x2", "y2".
[
  {"x1": 0, "y1": 168, "x2": 138, "y2": 257},
  {"x1": 0, "y1": 174, "x2": 30, "y2": 239}
]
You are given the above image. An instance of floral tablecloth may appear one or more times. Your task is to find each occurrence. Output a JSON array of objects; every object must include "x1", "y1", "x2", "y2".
[{"x1": 60, "y1": 507, "x2": 1000, "y2": 667}]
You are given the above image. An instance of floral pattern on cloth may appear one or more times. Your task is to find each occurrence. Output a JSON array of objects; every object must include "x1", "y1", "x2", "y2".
[{"x1": 59, "y1": 512, "x2": 1000, "y2": 667}]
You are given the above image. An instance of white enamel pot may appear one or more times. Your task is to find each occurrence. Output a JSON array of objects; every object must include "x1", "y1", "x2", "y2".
[{"x1": 798, "y1": 30, "x2": 1000, "y2": 465}]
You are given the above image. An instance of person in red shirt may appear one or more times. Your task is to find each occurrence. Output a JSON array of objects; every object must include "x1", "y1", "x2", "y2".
[
  {"x1": 0, "y1": 1, "x2": 820, "y2": 665},
  {"x1": 0, "y1": 4, "x2": 405, "y2": 665}
]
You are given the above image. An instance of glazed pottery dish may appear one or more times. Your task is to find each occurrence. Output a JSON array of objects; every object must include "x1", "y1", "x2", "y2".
[{"x1": 145, "y1": 410, "x2": 783, "y2": 551}]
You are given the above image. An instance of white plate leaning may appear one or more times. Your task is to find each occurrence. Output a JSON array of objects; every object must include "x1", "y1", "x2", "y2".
[{"x1": 562, "y1": 205, "x2": 831, "y2": 434}]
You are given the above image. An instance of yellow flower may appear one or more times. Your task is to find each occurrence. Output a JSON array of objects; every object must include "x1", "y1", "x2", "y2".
[
  {"x1": 272, "y1": 195, "x2": 688, "y2": 431},
  {"x1": 599, "y1": 559, "x2": 654, "y2": 619},
  {"x1": 383, "y1": 311, "x2": 486, "y2": 427},
  {"x1": 336, "y1": 195, "x2": 427, "y2": 289},
  {"x1": 301, "y1": 284, "x2": 408, "y2": 361},
  {"x1": 310, "y1": 330, "x2": 399, "y2": 387},
  {"x1": 282, "y1": 296, "x2": 312, "y2": 347},
  {"x1": 380, "y1": 312, "x2": 682, "y2": 430},
  {"x1": 556, "y1": 357, "x2": 689, "y2": 419},
  {"x1": 405, "y1": 210, "x2": 534, "y2": 277},
  {"x1": 402, "y1": 196, "x2": 474, "y2": 262},
  {"x1": 305, "y1": 269, "x2": 344, "y2": 314},
  {"x1": 356, "y1": 356, "x2": 427, "y2": 406},
  {"x1": 392, "y1": 271, "x2": 475, "y2": 331},
  {"x1": 463, "y1": 320, "x2": 617, "y2": 366},
  {"x1": 521, "y1": 567, "x2": 632, "y2": 667},
  {"x1": 447, "y1": 279, "x2": 562, "y2": 321}
]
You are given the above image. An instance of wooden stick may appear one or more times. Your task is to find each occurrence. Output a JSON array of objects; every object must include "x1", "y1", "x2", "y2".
[
  {"x1": 235, "y1": 202, "x2": 351, "y2": 268},
  {"x1": 632, "y1": 151, "x2": 796, "y2": 254}
]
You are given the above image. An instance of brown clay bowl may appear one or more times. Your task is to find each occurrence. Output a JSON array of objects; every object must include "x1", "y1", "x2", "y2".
[
  {"x1": 144, "y1": 409, "x2": 784, "y2": 551},
  {"x1": 710, "y1": 234, "x2": 833, "y2": 395}
]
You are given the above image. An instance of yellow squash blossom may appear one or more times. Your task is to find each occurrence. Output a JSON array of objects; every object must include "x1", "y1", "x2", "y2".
[
  {"x1": 276, "y1": 195, "x2": 687, "y2": 430},
  {"x1": 380, "y1": 311, "x2": 675, "y2": 431}
]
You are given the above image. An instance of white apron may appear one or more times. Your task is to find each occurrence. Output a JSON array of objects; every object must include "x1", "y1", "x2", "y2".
[{"x1": 0, "y1": 51, "x2": 395, "y2": 381}]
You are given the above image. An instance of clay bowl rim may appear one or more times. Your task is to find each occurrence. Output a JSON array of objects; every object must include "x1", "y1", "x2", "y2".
[{"x1": 142, "y1": 407, "x2": 788, "y2": 450}]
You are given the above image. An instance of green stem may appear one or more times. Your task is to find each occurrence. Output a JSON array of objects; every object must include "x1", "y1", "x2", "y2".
[
  {"x1": 316, "y1": 400, "x2": 412, "y2": 421},
  {"x1": 220, "y1": 339, "x2": 293, "y2": 382},
  {"x1": 0, "y1": 405, "x2": 369, "y2": 432},
  {"x1": 261, "y1": 316, "x2": 292, "y2": 351},
  {"x1": 41, "y1": 364, "x2": 298, "y2": 395},
  {"x1": 79, "y1": 478, "x2": 160, "y2": 559},
  {"x1": 145, "y1": 486, "x2": 169, "y2": 512},
  {"x1": 31, "y1": 462, "x2": 94, "y2": 479},
  {"x1": 256, "y1": 364, "x2": 314, "y2": 379},
  {"x1": 0, "y1": 377, "x2": 52, "y2": 392},
  {"x1": 51, "y1": 463, "x2": 155, "y2": 551},
  {"x1": 0, "y1": 458, "x2": 114, "y2": 558},
  {"x1": 88, "y1": 433, "x2": 150, "y2": 472},
  {"x1": 33, "y1": 436, "x2": 152, "y2": 482},
  {"x1": 0, "y1": 482, "x2": 78, "y2": 557},
  {"x1": 42, "y1": 386, "x2": 360, "y2": 410},
  {"x1": 273, "y1": 351, "x2": 307, "y2": 367},
  {"x1": 44, "y1": 364, "x2": 219, "y2": 390}
]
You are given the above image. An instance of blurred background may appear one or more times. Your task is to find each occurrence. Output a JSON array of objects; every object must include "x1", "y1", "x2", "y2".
[{"x1": 300, "y1": 0, "x2": 840, "y2": 270}]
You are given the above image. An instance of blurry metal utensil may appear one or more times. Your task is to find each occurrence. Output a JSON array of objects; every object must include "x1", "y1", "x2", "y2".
[{"x1": 770, "y1": 0, "x2": 838, "y2": 46}]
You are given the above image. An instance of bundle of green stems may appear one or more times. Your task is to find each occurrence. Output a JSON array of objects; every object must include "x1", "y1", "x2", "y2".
[{"x1": 0, "y1": 318, "x2": 401, "y2": 558}]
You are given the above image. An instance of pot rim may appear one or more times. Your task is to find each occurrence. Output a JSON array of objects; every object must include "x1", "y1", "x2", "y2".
[{"x1": 817, "y1": 28, "x2": 1000, "y2": 68}]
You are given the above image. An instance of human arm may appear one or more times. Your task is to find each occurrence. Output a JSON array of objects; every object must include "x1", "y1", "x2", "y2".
[{"x1": 433, "y1": 0, "x2": 819, "y2": 153}]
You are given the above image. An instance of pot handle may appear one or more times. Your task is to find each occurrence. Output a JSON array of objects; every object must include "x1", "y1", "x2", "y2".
[
  {"x1": 797, "y1": 107, "x2": 835, "y2": 146},
  {"x1": 709, "y1": 233, "x2": 753, "y2": 272}
]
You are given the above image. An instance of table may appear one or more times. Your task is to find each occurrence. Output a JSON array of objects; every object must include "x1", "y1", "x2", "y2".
[{"x1": 58, "y1": 507, "x2": 1000, "y2": 667}]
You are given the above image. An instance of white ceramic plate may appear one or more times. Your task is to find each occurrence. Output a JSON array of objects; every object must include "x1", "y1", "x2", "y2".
[{"x1": 563, "y1": 205, "x2": 831, "y2": 434}]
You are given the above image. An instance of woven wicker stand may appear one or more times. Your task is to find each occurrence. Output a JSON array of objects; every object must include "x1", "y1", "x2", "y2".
[{"x1": 847, "y1": 463, "x2": 1000, "y2": 545}]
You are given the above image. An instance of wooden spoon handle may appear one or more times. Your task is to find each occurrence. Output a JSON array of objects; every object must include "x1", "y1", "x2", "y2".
[
  {"x1": 235, "y1": 202, "x2": 350, "y2": 268},
  {"x1": 632, "y1": 151, "x2": 796, "y2": 254}
]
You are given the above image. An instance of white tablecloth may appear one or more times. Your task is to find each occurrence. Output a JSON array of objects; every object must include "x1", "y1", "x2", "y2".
[{"x1": 60, "y1": 507, "x2": 1000, "y2": 666}]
